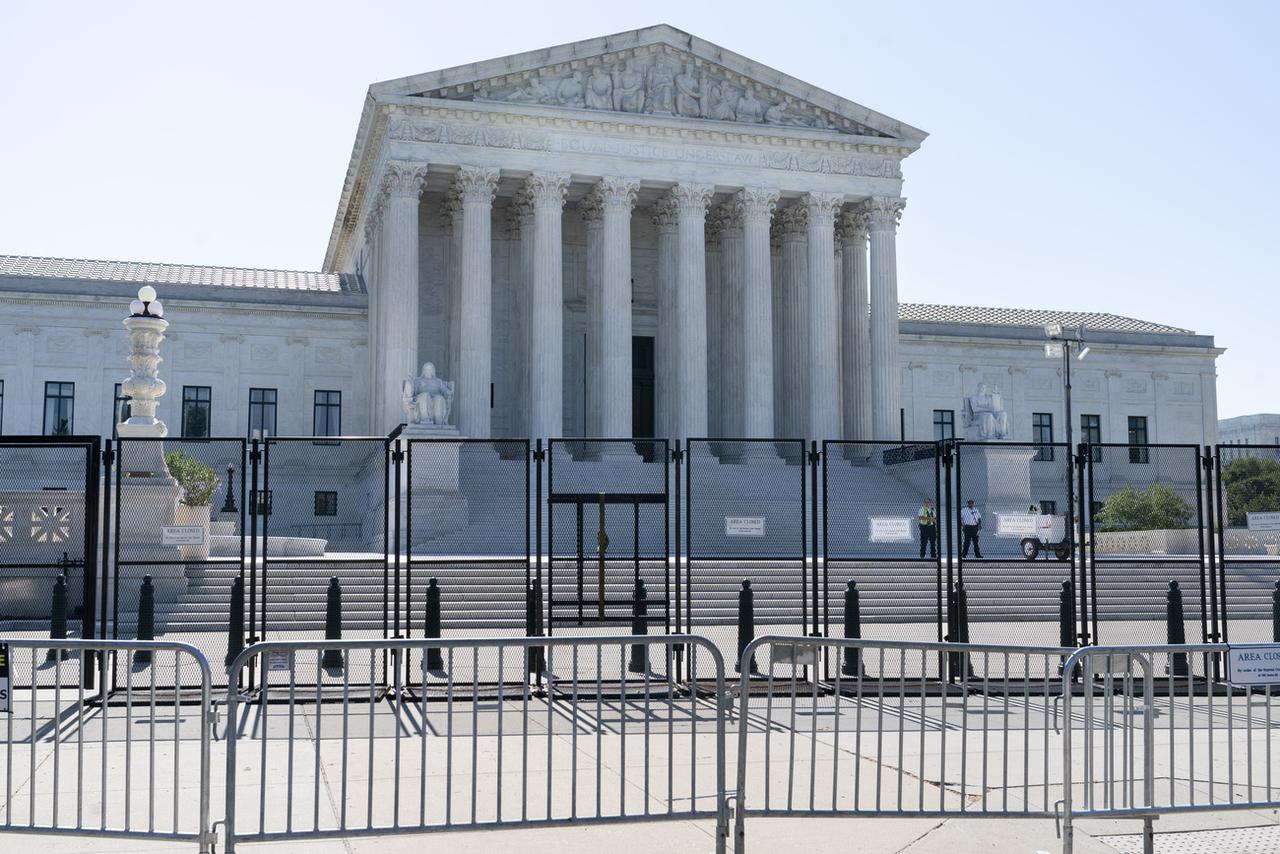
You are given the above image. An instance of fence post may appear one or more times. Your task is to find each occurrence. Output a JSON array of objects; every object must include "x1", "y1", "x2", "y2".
[
  {"x1": 525, "y1": 580, "x2": 544, "y2": 676},
  {"x1": 424, "y1": 577, "x2": 444, "y2": 672},
  {"x1": 136, "y1": 574, "x2": 154, "y2": 664},
  {"x1": 47, "y1": 572, "x2": 71, "y2": 661},
  {"x1": 225, "y1": 574, "x2": 245, "y2": 671},
  {"x1": 322, "y1": 577, "x2": 343, "y2": 671},
  {"x1": 948, "y1": 582, "x2": 971, "y2": 679},
  {"x1": 736, "y1": 580, "x2": 756, "y2": 674},
  {"x1": 1273, "y1": 581, "x2": 1280, "y2": 643},
  {"x1": 1059, "y1": 579, "x2": 1076, "y2": 679},
  {"x1": 1167, "y1": 580, "x2": 1188, "y2": 677},
  {"x1": 842, "y1": 580, "x2": 861, "y2": 677},
  {"x1": 629, "y1": 578, "x2": 648, "y2": 674}
]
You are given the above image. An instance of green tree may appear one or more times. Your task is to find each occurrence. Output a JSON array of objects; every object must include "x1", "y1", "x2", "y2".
[
  {"x1": 1095, "y1": 483, "x2": 1193, "y2": 532},
  {"x1": 164, "y1": 451, "x2": 221, "y2": 507},
  {"x1": 1221, "y1": 457, "x2": 1280, "y2": 527}
]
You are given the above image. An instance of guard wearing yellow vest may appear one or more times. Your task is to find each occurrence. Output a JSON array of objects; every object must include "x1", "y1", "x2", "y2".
[{"x1": 917, "y1": 498, "x2": 938, "y2": 559}]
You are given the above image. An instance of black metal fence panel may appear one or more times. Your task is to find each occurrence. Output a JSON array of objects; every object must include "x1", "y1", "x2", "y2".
[
  {"x1": 0, "y1": 437, "x2": 99, "y2": 687},
  {"x1": 821, "y1": 440, "x2": 943, "y2": 645},
  {"x1": 546, "y1": 439, "x2": 670, "y2": 636},
  {"x1": 1085, "y1": 443, "x2": 1206, "y2": 646},
  {"x1": 1214, "y1": 443, "x2": 1280, "y2": 643},
  {"x1": 953, "y1": 441, "x2": 1077, "y2": 647}
]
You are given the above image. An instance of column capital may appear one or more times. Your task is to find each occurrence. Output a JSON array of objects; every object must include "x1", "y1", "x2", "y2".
[
  {"x1": 381, "y1": 160, "x2": 429, "y2": 200},
  {"x1": 523, "y1": 172, "x2": 571, "y2": 208},
  {"x1": 589, "y1": 176, "x2": 640, "y2": 213},
  {"x1": 453, "y1": 166, "x2": 500, "y2": 204},
  {"x1": 733, "y1": 187, "x2": 780, "y2": 225},
  {"x1": 864, "y1": 196, "x2": 906, "y2": 232},
  {"x1": 780, "y1": 204, "x2": 808, "y2": 241},
  {"x1": 705, "y1": 208, "x2": 725, "y2": 250},
  {"x1": 667, "y1": 182, "x2": 714, "y2": 215},
  {"x1": 716, "y1": 201, "x2": 744, "y2": 238},
  {"x1": 803, "y1": 192, "x2": 844, "y2": 228},
  {"x1": 650, "y1": 195, "x2": 679, "y2": 234},
  {"x1": 837, "y1": 209, "x2": 870, "y2": 244}
]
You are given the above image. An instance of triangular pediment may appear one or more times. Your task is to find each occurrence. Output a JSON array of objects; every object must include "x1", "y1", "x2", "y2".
[{"x1": 371, "y1": 24, "x2": 927, "y2": 143}]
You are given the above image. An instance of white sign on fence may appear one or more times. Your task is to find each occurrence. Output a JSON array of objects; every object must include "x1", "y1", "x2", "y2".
[
  {"x1": 996, "y1": 514, "x2": 1039, "y2": 537},
  {"x1": 267, "y1": 651, "x2": 291, "y2": 672},
  {"x1": 771, "y1": 642, "x2": 817, "y2": 667},
  {"x1": 868, "y1": 517, "x2": 913, "y2": 543},
  {"x1": 725, "y1": 517, "x2": 766, "y2": 537},
  {"x1": 161, "y1": 525, "x2": 205, "y2": 546},
  {"x1": 1227, "y1": 644, "x2": 1280, "y2": 686},
  {"x1": 1247, "y1": 511, "x2": 1280, "y2": 532},
  {"x1": 0, "y1": 644, "x2": 9, "y2": 713}
]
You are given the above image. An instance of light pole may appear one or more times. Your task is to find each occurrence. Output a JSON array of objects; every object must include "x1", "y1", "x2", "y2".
[{"x1": 1045, "y1": 323, "x2": 1090, "y2": 643}]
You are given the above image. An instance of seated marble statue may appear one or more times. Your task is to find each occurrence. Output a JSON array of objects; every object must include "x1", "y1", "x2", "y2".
[
  {"x1": 402, "y1": 362, "x2": 454, "y2": 426},
  {"x1": 962, "y1": 382, "x2": 1010, "y2": 440}
]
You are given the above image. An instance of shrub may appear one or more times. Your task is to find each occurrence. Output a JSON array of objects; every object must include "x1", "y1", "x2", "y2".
[
  {"x1": 1094, "y1": 483, "x2": 1193, "y2": 532},
  {"x1": 164, "y1": 451, "x2": 221, "y2": 507},
  {"x1": 1221, "y1": 457, "x2": 1280, "y2": 527}
]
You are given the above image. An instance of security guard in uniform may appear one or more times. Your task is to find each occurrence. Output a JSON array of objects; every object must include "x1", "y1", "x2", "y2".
[{"x1": 917, "y1": 498, "x2": 938, "y2": 559}]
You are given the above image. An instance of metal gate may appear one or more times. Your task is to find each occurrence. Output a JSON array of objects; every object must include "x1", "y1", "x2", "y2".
[
  {"x1": 1212, "y1": 443, "x2": 1280, "y2": 643},
  {"x1": 821, "y1": 439, "x2": 943, "y2": 645},
  {"x1": 0, "y1": 435, "x2": 100, "y2": 687}
]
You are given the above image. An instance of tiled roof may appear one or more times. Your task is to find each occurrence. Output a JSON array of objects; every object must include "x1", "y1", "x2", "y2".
[
  {"x1": 0, "y1": 255, "x2": 364, "y2": 294},
  {"x1": 900, "y1": 303, "x2": 1192, "y2": 335}
]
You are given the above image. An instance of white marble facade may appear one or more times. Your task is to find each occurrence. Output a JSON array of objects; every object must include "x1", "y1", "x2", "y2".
[{"x1": 0, "y1": 26, "x2": 1223, "y2": 447}]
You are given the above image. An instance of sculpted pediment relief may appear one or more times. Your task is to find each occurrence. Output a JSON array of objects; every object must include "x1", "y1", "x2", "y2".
[{"x1": 408, "y1": 45, "x2": 891, "y2": 138}]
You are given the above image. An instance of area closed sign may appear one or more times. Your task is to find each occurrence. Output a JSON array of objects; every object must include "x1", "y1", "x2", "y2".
[
  {"x1": 725, "y1": 517, "x2": 765, "y2": 536},
  {"x1": 162, "y1": 525, "x2": 205, "y2": 545},
  {"x1": 1227, "y1": 644, "x2": 1280, "y2": 686},
  {"x1": 0, "y1": 644, "x2": 9, "y2": 713}
]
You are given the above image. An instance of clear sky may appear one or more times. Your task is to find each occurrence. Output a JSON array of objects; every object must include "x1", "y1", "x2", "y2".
[{"x1": 2, "y1": 2, "x2": 1276, "y2": 418}]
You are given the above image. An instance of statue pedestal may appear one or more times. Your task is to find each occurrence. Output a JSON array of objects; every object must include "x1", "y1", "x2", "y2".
[
  {"x1": 398, "y1": 424, "x2": 470, "y2": 547},
  {"x1": 959, "y1": 444, "x2": 1035, "y2": 516}
]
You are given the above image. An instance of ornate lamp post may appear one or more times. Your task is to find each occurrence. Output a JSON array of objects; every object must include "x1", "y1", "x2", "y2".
[{"x1": 117, "y1": 286, "x2": 173, "y2": 479}]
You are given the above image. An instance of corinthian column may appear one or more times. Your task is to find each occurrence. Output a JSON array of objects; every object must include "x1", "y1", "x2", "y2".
[
  {"x1": 778, "y1": 204, "x2": 809, "y2": 440},
  {"x1": 377, "y1": 160, "x2": 428, "y2": 430},
  {"x1": 524, "y1": 172, "x2": 570, "y2": 442},
  {"x1": 736, "y1": 187, "x2": 779, "y2": 443},
  {"x1": 453, "y1": 166, "x2": 499, "y2": 438},
  {"x1": 670, "y1": 183, "x2": 714, "y2": 441},
  {"x1": 580, "y1": 193, "x2": 604, "y2": 437},
  {"x1": 866, "y1": 196, "x2": 906, "y2": 441},
  {"x1": 510, "y1": 190, "x2": 535, "y2": 437},
  {"x1": 591, "y1": 177, "x2": 640, "y2": 439},
  {"x1": 705, "y1": 212, "x2": 724, "y2": 439},
  {"x1": 718, "y1": 202, "x2": 745, "y2": 440},
  {"x1": 805, "y1": 193, "x2": 844, "y2": 441},
  {"x1": 652, "y1": 197, "x2": 679, "y2": 441},
  {"x1": 838, "y1": 210, "x2": 871, "y2": 442}
]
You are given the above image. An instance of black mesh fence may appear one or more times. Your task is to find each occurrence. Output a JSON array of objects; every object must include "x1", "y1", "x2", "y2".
[
  {"x1": 684, "y1": 439, "x2": 806, "y2": 675},
  {"x1": 0, "y1": 437, "x2": 99, "y2": 687},
  {"x1": 1085, "y1": 443, "x2": 1206, "y2": 647},
  {"x1": 822, "y1": 440, "x2": 942, "y2": 645},
  {"x1": 546, "y1": 439, "x2": 670, "y2": 641},
  {"x1": 953, "y1": 441, "x2": 1077, "y2": 646},
  {"x1": 1214, "y1": 443, "x2": 1280, "y2": 643},
  {"x1": 112, "y1": 436, "x2": 245, "y2": 688}
]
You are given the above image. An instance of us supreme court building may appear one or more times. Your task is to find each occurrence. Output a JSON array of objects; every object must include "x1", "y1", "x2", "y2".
[{"x1": 0, "y1": 25, "x2": 1221, "y2": 449}]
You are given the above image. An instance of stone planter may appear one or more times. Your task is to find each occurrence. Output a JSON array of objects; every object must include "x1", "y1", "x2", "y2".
[{"x1": 174, "y1": 503, "x2": 211, "y2": 561}]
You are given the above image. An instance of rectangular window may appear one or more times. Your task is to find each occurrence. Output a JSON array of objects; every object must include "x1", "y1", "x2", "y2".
[
  {"x1": 248, "y1": 388, "x2": 277, "y2": 439},
  {"x1": 313, "y1": 390, "x2": 342, "y2": 437},
  {"x1": 113, "y1": 382, "x2": 132, "y2": 438},
  {"x1": 43, "y1": 381, "x2": 75, "y2": 435},
  {"x1": 181, "y1": 386, "x2": 212, "y2": 438},
  {"x1": 1039, "y1": 500, "x2": 1057, "y2": 515},
  {"x1": 1128, "y1": 415, "x2": 1150, "y2": 464},
  {"x1": 1032, "y1": 413, "x2": 1054, "y2": 461},
  {"x1": 314, "y1": 491, "x2": 338, "y2": 517},
  {"x1": 932, "y1": 409, "x2": 955, "y2": 442},
  {"x1": 250, "y1": 489, "x2": 272, "y2": 516},
  {"x1": 1081, "y1": 414, "x2": 1102, "y2": 462}
]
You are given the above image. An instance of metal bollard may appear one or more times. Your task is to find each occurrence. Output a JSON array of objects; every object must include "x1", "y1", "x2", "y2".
[
  {"x1": 321, "y1": 577, "x2": 344, "y2": 671},
  {"x1": 47, "y1": 572, "x2": 71, "y2": 661},
  {"x1": 736, "y1": 580, "x2": 757, "y2": 673},
  {"x1": 1167, "y1": 580, "x2": 1188, "y2": 677},
  {"x1": 628, "y1": 579, "x2": 648, "y2": 674},
  {"x1": 225, "y1": 575, "x2": 245, "y2": 671},
  {"x1": 842, "y1": 580, "x2": 861, "y2": 677},
  {"x1": 1273, "y1": 581, "x2": 1280, "y2": 643},
  {"x1": 424, "y1": 578, "x2": 444, "y2": 672},
  {"x1": 948, "y1": 582, "x2": 972, "y2": 679},
  {"x1": 525, "y1": 580, "x2": 544, "y2": 676},
  {"x1": 1059, "y1": 579, "x2": 1077, "y2": 679},
  {"x1": 136, "y1": 574, "x2": 155, "y2": 664}
]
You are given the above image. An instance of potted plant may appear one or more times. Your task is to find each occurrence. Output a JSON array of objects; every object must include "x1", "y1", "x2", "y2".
[{"x1": 164, "y1": 450, "x2": 221, "y2": 561}]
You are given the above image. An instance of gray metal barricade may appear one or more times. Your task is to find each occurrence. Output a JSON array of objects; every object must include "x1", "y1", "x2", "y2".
[
  {"x1": 223, "y1": 634, "x2": 729, "y2": 852},
  {"x1": 731, "y1": 635, "x2": 1074, "y2": 852},
  {"x1": 0, "y1": 638, "x2": 213, "y2": 852},
  {"x1": 1060, "y1": 644, "x2": 1280, "y2": 854}
]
